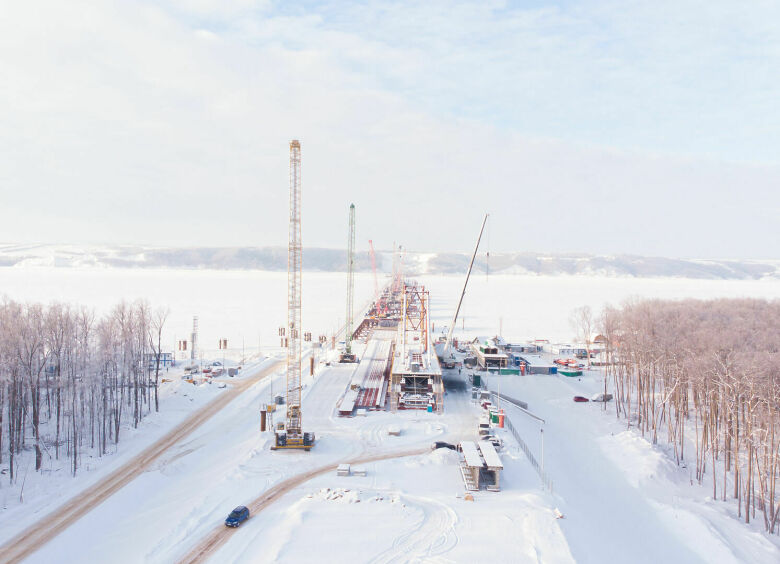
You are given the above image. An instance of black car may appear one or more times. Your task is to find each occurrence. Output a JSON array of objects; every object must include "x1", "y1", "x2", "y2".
[
  {"x1": 225, "y1": 505, "x2": 250, "y2": 527},
  {"x1": 431, "y1": 441, "x2": 457, "y2": 451}
]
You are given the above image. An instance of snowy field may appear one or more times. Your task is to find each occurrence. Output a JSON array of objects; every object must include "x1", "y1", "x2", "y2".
[
  {"x1": 1, "y1": 267, "x2": 778, "y2": 353},
  {"x1": 1, "y1": 266, "x2": 779, "y2": 563},
  {"x1": 485, "y1": 365, "x2": 780, "y2": 564},
  {"x1": 424, "y1": 272, "x2": 780, "y2": 343},
  {"x1": 0, "y1": 268, "x2": 379, "y2": 361}
]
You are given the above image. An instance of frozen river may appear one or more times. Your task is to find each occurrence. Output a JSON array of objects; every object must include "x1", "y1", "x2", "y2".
[{"x1": 0, "y1": 266, "x2": 777, "y2": 358}]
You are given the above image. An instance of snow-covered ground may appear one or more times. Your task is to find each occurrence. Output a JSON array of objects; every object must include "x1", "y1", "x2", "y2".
[
  {"x1": 0, "y1": 267, "x2": 378, "y2": 361},
  {"x1": 212, "y1": 447, "x2": 573, "y2": 564},
  {"x1": 424, "y1": 272, "x2": 780, "y2": 343},
  {"x1": 483, "y1": 365, "x2": 780, "y2": 563},
  {"x1": 0, "y1": 356, "x2": 277, "y2": 544},
  {"x1": 1, "y1": 266, "x2": 778, "y2": 562},
  {"x1": 10, "y1": 348, "x2": 515, "y2": 563}
]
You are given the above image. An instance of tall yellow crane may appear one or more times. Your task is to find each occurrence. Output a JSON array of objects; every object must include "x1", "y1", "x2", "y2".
[
  {"x1": 274, "y1": 139, "x2": 314, "y2": 450},
  {"x1": 340, "y1": 204, "x2": 357, "y2": 363}
]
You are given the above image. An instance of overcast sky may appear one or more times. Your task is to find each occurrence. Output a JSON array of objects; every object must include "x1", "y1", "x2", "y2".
[{"x1": 1, "y1": 1, "x2": 778, "y2": 259}]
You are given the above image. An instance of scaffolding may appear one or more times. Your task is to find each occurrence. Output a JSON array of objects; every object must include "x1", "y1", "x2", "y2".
[{"x1": 389, "y1": 284, "x2": 443, "y2": 413}]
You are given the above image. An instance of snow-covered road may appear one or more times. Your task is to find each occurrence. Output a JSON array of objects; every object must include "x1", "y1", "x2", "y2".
[
  {"x1": 0, "y1": 358, "x2": 282, "y2": 564},
  {"x1": 12, "y1": 352, "x2": 474, "y2": 563},
  {"x1": 489, "y1": 369, "x2": 780, "y2": 564}
]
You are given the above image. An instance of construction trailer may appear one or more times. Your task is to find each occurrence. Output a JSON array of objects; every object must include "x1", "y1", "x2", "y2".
[
  {"x1": 389, "y1": 284, "x2": 443, "y2": 413},
  {"x1": 470, "y1": 337, "x2": 509, "y2": 370}
]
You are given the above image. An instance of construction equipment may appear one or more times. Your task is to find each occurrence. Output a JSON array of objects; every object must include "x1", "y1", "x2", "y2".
[
  {"x1": 391, "y1": 243, "x2": 405, "y2": 294},
  {"x1": 273, "y1": 140, "x2": 314, "y2": 451},
  {"x1": 339, "y1": 203, "x2": 357, "y2": 363},
  {"x1": 190, "y1": 316, "x2": 198, "y2": 361},
  {"x1": 368, "y1": 239, "x2": 379, "y2": 300},
  {"x1": 438, "y1": 214, "x2": 488, "y2": 367}
]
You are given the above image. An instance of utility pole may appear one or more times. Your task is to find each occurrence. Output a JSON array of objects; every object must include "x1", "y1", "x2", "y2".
[{"x1": 219, "y1": 338, "x2": 227, "y2": 371}]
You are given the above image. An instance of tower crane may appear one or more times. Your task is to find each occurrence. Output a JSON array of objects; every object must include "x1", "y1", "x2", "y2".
[
  {"x1": 339, "y1": 203, "x2": 357, "y2": 363},
  {"x1": 273, "y1": 139, "x2": 314, "y2": 450}
]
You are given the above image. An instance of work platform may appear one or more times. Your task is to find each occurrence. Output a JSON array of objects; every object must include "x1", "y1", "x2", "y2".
[
  {"x1": 389, "y1": 284, "x2": 444, "y2": 413},
  {"x1": 338, "y1": 333, "x2": 393, "y2": 416},
  {"x1": 337, "y1": 281, "x2": 443, "y2": 415},
  {"x1": 459, "y1": 440, "x2": 503, "y2": 491}
]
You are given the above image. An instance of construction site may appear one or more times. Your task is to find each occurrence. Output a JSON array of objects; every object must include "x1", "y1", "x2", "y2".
[
  {"x1": 261, "y1": 140, "x2": 499, "y2": 508},
  {"x1": 264, "y1": 139, "x2": 451, "y2": 440},
  {"x1": 5, "y1": 138, "x2": 769, "y2": 564},
  {"x1": 336, "y1": 281, "x2": 444, "y2": 416}
]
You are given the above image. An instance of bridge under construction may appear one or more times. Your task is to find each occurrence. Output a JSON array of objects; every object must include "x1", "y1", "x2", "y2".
[{"x1": 339, "y1": 276, "x2": 443, "y2": 416}]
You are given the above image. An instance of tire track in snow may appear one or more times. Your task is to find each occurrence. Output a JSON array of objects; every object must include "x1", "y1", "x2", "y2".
[
  {"x1": 369, "y1": 494, "x2": 459, "y2": 564},
  {"x1": 177, "y1": 447, "x2": 429, "y2": 564}
]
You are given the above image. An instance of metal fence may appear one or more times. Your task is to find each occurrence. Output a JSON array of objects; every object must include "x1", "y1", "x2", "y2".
[{"x1": 488, "y1": 391, "x2": 553, "y2": 492}]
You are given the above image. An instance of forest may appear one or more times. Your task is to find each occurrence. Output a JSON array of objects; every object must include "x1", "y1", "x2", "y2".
[
  {"x1": 0, "y1": 299, "x2": 168, "y2": 486},
  {"x1": 594, "y1": 298, "x2": 780, "y2": 533}
]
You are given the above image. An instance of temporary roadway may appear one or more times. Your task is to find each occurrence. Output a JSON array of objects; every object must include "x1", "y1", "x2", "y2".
[{"x1": 0, "y1": 358, "x2": 284, "y2": 564}]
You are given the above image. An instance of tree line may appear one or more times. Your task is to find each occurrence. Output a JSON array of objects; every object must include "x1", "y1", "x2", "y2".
[
  {"x1": 0, "y1": 298, "x2": 169, "y2": 486},
  {"x1": 595, "y1": 298, "x2": 780, "y2": 533}
]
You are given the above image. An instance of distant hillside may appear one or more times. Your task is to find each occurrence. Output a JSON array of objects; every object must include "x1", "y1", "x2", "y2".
[{"x1": 0, "y1": 244, "x2": 777, "y2": 280}]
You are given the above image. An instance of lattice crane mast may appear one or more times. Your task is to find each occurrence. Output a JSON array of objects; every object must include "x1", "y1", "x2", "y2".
[
  {"x1": 368, "y1": 239, "x2": 379, "y2": 299},
  {"x1": 340, "y1": 204, "x2": 357, "y2": 363},
  {"x1": 273, "y1": 139, "x2": 314, "y2": 450}
]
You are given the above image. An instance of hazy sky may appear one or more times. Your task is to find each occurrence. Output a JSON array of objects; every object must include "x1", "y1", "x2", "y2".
[{"x1": 1, "y1": 1, "x2": 778, "y2": 259}]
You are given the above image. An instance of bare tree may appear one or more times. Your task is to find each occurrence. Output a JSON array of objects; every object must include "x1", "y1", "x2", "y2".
[
  {"x1": 148, "y1": 307, "x2": 170, "y2": 412},
  {"x1": 593, "y1": 297, "x2": 780, "y2": 532},
  {"x1": 570, "y1": 305, "x2": 594, "y2": 369},
  {"x1": 0, "y1": 298, "x2": 172, "y2": 485}
]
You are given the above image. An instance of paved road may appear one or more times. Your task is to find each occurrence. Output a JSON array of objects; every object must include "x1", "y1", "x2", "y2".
[
  {"x1": 0, "y1": 359, "x2": 283, "y2": 564},
  {"x1": 177, "y1": 447, "x2": 429, "y2": 564}
]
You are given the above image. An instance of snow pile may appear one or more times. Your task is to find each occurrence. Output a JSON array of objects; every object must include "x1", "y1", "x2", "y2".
[
  {"x1": 423, "y1": 447, "x2": 461, "y2": 466},
  {"x1": 308, "y1": 488, "x2": 362, "y2": 504},
  {"x1": 598, "y1": 431, "x2": 681, "y2": 489}
]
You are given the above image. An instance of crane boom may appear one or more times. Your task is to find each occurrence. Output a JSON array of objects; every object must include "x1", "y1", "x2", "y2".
[
  {"x1": 443, "y1": 214, "x2": 488, "y2": 358},
  {"x1": 368, "y1": 239, "x2": 379, "y2": 299}
]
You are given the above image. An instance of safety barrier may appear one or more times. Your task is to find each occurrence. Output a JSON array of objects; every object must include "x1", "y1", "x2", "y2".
[{"x1": 487, "y1": 391, "x2": 553, "y2": 493}]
